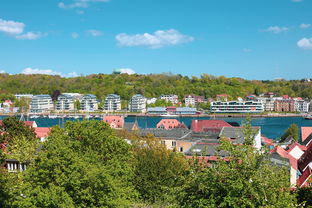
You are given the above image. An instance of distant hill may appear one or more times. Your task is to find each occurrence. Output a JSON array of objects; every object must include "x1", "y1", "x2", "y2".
[{"x1": 0, "y1": 73, "x2": 311, "y2": 100}]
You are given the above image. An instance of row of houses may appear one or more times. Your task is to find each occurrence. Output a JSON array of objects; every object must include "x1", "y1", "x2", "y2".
[{"x1": 102, "y1": 116, "x2": 312, "y2": 188}]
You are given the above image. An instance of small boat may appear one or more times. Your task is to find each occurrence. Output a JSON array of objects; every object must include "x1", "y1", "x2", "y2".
[
  {"x1": 304, "y1": 115, "x2": 312, "y2": 120},
  {"x1": 30, "y1": 115, "x2": 40, "y2": 119},
  {"x1": 160, "y1": 113, "x2": 179, "y2": 117},
  {"x1": 48, "y1": 115, "x2": 58, "y2": 119}
]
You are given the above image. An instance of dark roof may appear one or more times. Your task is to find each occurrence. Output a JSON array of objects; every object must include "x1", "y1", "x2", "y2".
[
  {"x1": 123, "y1": 121, "x2": 139, "y2": 131},
  {"x1": 185, "y1": 141, "x2": 228, "y2": 157},
  {"x1": 219, "y1": 127, "x2": 260, "y2": 144},
  {"x1": 139, "y1": 128, "x2": 191, "y2": 139}
]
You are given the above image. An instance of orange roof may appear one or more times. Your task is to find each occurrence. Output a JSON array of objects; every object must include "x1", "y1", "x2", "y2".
[
  {"x1": 192, "y1": 120, "x2": 232, "y2": 133},
  {"x1": 103, "y1": 115, "x2": 124, "y2": 129},
  {"x1": 34, "y1": 127, "x2": 51, "y2": 138},
  {"x1": 301, "y1": 127, "x2": 312, "y2": 142},
  {"x1": 261, "y1": 136, "x2": 274, "y2": 145}
]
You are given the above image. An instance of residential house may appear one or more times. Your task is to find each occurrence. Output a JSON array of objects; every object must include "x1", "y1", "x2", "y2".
[
  {"x1": 160, "y1": 94, "x2": 179, "y2": 104},
  {"x1": 128, "y1": 94, "x2": 147, "y2": 113},
  {"x1": 103, "y1": 115, "x2": 124, "y2": 129},
  {"x1": 191, "y1": 120, "x2": 232, "y2": 134},
  {"x1": 274, "y1": 100, "x2": 295, "y2": 112},
  {"x1": 80, "y1": 94, "x2": 98, "y2": 111},
  {"x1": 30, "y1": 95, "x2": 54, "y2": 113},
  {"x1": 123, "y1": 121, "x2": 140, "y2": 131},
  {"x1": 184, "y1": 95, "x2": 205, "y2": 107},
  {"x1": 34, "y1": 127, "x2": 51, "y2": 142},
  {"x1": 104, "y1": 94, "x2": 121, "y2": 112}
]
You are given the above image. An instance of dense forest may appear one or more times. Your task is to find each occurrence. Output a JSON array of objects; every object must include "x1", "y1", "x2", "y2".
[{"x1": 0, "y1": 73, "x2": 312, "y2": 100}]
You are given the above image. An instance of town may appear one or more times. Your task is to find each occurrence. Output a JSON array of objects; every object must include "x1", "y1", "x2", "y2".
[{"x1": 1, "y1": 92, "x2": 312, "y2": 116}]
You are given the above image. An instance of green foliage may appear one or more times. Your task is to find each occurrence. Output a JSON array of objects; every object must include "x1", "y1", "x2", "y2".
[
  {"x1": 4, "y1": 120, "x2": 137, "y2": 207},
  {"x1": 132, "y1": 137, "x2": 189, "y2": 204},
  {"x1": 0, "y1": 73, "x2": 311, "y2": 101},
  {"x1": 178, "y1": 120, "x2": 297, "y2": 208},
  {"x1": 280, "y1": 123, "x2": 299, "y2": 142},
  {"x1": 147, "y1": 99, "x2": 173, "y2": 107},
  {"x1": 296, "y1": 187, "x2": 312, "y2": 207}
]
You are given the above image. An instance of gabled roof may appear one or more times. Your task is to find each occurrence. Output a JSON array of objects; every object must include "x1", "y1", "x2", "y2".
[
  {"x1": 219, "y1": 126, "x2": 260, "y2": 144},
  {"x1": 123, "y1": 121, "x2": 139, "y2": 131},
  {"x1": 298, "y1": 145, "x2": 312, "y2": 172},
  {"x1": 297, "y1": 166, "x2": 312, "y2": 188},
  {"x1": 192, "y1": 120, "x2": 232, "y2": 133},
  {"x1": 34, "y1": 127, "x2": 51, "y2": 138},
  {"x1": 302, "y1": 133, "x2": 312, "y2": 147},
  {"x1": 261, "y1": 136, "x2": 274, "y2": 146},
  {"x1": 301, "y1": 127, "x2": 312, "y2": 142},
  {"x1": 270, "y1": 146, "x2": 298, "y2": 170}
]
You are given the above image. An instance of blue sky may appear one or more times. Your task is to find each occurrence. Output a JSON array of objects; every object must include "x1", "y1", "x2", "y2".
[{"x1": 0, "y1": 0, "x2": 311, "y2": 80}]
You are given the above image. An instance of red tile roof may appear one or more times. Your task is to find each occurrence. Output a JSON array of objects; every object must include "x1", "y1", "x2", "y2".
[
  {"x1": 261, "y1": 136, "x2": 274, "y2": 146},
  {"x1": 301, "y1": 127, "x2": 312, "y2": 142},
  {"x1": 298, "y1": 145, "x2": 312, "y2": 172},
  {"x1": 34, "y1": 127, "x2": 51, "y2": 138},
  {"x1": 157, "y1": 119, "x2": 181, "y2": 130},
  {"x1": 297, "y1": 167, "x2": 312, "y2": 188},
  {"x1": 192, "y1": 120, "x2": 232, "y2": 133},
  {"x1": 103, "y1": 116, "x2": 124, "y2": 129}
]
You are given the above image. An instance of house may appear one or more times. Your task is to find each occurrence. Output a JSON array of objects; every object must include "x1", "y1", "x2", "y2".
[
  {"x1": 34, "y1": 127, "x2": 51, "y2": 142},
  {"x1": 270, "y1": 146, "x2": 298, "y2": 187},
  {"x1": 220, "y1": 126, "x2": 262, "y2": 150},
  {"x1": 128, "y1": 94, "x2": 147, "y2": 113},
  {"x1": 3, "y1": 100, "x2": 13, "y2": 107},
  {"x1": 30, "y1": 95, "x2": 54, "y2": 113},
  {"x1": 103, "y1": 115, "x2": 124, "y2": 129},
  {"x1": 192, "y1": 120, "x2": 232, "y2": 133},
  {"x1": 160, "y1": 94, "x2": 179, "y2": 104},
  {"x1": 104, "y1": 94, "x2": 121, "y2": 112},
  {"x1": 156, "y1": 119, "x2": 185, "y2": 130},
  {"x1": 55, "y1": 94, "x2": 75, "y2": 112},
  {"x1": 80, "y1": 94, "x2": 98, "y2": 111},
  {"x1": 184, "y1": 95, "x2": 205, "y2": 107},
  {"x1": 274, "y1": 100, "x2": 295, "y2": 112}
]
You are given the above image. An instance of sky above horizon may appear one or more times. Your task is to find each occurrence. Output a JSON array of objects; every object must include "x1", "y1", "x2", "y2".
[{"x1": 0, "y1": 0, "x2": 312, "y2": 80}]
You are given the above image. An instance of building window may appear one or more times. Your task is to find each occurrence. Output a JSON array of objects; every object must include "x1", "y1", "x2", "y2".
[
  {"x1": 172, "y1": 141, "x2": 176, "y2": 147},
  {"x1": 179, "y1": 147, "x2": 183, "y2": 152},
  {"x1": 161, "y1": 140, "x2": 166, "y2": 145}
]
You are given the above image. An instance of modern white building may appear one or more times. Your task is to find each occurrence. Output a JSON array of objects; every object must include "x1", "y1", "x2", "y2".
[
  {"x1": 80, "y1": 94, "x2": 98, "y2": 112},
  {"x1": 160, "y1": 94, "x2": 179, "y2": 104},
  {"x1": 295, "y1": 100, "x2": 310, "y2": 113},
  {"x1": 147, "y1": 97, "x2": 157, "y2": 105},
  {"x1": 210, "y1": 100, "x2": 264, "y2": 113},
  {"x1": 55, "y1": 94, "x2": 74, "y2": 112},
  {"x1": 104, "y1": 94, "x2": 121, "y2": 112},
  {"x1": 129, "y1": 94, "x2": 147, "y2": 113},
  {"x1": 29, "y1": 95, "x2": 54, "y2": 113},
  {"x1": 258, "y1": 97, "x2": 275, "y2": 112}
]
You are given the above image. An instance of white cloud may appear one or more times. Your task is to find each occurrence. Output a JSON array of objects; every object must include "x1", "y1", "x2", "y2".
[
  {"x1": 297, "y1": 38, "x2": 312, "y2": 50},
  {"x1": 21, "y1": 67, "x2": 78, "y2": 77},
  {"x1": 22, "y1": 67, "x2": 61, "y2": 76},
  {"x1": 300, "y1": 23, "x2": 311, "y2": 29},
  {"x1": 86, "y1": 29, "x2": 103, "y2": 37},
  {"x1": 0, "y1": 18, "x2": 42, "y2": 40},
  {"x1": 264, "y1": 26, "x2": 289, "y2": 34},
  {"x1": 58, "y1": 0, "x2": 109, "y2": 9},
  {"x1": 0, "y1": 70, "x2": 6, "y2": 74},
  {"x1": 0, "y1": 18, "x2": 25, "y2": 35},
  {"x1": 71, "y1": 32, "x2": 79, "y2": 39},
  {"x1": 15, "y1": 32, "x2": 41, "y2": 40},
  {"x1": 118, "y1": 68, "x2": 136, "y2": 75},
  {"x1": 116, "y1": 29, "x2": 194, "y2": 49}
]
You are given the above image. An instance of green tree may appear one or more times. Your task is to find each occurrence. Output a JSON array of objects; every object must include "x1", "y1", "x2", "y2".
[
  {"x1": 5, "y1": 120, "x2": 137, "y2": 207},
  {"x1": 178, "y1": 121, "x2": 297, "y2": 208},
  {"x1": 280, "y1": 124, "x2": 299, "y2": 142},
  {"x1": 132, "y1": 137, "x2": 189, "y2": 205}
]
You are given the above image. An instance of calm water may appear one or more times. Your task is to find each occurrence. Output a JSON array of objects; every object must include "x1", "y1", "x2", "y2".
[{"x1": 1, "y1": 116, "x2": 311, "y2": 140}]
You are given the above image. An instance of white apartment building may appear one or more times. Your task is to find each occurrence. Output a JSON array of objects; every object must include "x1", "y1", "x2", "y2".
[
  {"x1": 129, "y1": 94, "x2": 147, "y2": 113},
  {"x1": 104, "y1": 94, "x2": 121, "y2": 112},
  {"x1": 258, "y1": 97, "x2": 275, "y2": 112},
  {"x1": 160, "y1": 94, "x2": 179, "y2": 104},
  {"x1": 294, "y1": 100, "x2": 310, "y2": 113},
  {"x1": 30, "y1": 95, "x2": 54, "y2": 113},
  {"x1": 80, "y1": 94, "x2": 98, "y2": 111},
  {"x1": 55, "y1": 94, "x2": 75, "y2": 112},
  {"x1": 210, "y1": 100, "x2": 264, "y2": 113},
  {"x1": 184, "y1": 95, "x2": 205, "y2": 107}
]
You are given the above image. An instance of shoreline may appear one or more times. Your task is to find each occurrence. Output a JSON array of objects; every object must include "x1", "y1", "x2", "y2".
[{"x1": 0, "y1": 112, "x2": 308, "y2": 118}]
